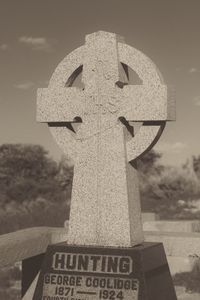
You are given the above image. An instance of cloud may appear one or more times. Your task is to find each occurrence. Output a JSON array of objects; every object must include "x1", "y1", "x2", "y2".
[
  {"x1": 14, "y1": 80, "x2": 34, "y2": 90},
  {"x1": 18, "y1": 36, "x2": 54, "y2": 52},
  {"x1": 189, "y1": 67, "x2": 199, "y2": 73},
  {"x1": 193, "y1": 95, "x2": 200, "y2": 106},
  {"x1": 155, "y1": 142, "x2": 187, "y2": 154},
  {"x1": 0, "y1": 44, "x2": 8, "y2": 51}
]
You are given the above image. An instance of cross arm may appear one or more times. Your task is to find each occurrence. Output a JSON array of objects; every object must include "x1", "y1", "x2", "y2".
[
  {"x1": 120, "y1": 85, "x2": 175, "y2": 122},
  {"x1": 37, "y1": 87, "x2": 85, "y2": 123}
]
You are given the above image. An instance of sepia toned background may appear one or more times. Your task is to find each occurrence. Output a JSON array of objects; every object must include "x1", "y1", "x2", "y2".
[{"x1": 0, "y1": 1, "x2": 200, "y2": 299}]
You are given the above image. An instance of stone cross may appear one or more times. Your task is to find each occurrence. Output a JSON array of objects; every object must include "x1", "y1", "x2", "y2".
[{"x1": 37, "y1": 31, "x2": 175, "y2": 247}]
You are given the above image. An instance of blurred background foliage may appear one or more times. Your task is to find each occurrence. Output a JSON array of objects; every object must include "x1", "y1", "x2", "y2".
[
  {"x1": 138, "y1": 150, "x2": 200, "y2": 219},
  {"x1": 0, "y1": 144, "x2": 72, "y2": 234},
  {"x1": 0, "y1": 143, "x2": 200, "y2": 235}
]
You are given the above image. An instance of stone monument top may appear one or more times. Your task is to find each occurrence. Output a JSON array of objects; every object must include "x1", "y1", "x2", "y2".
[{"x1": 37, "y1": 31, "x2": 175, "y2": 248}]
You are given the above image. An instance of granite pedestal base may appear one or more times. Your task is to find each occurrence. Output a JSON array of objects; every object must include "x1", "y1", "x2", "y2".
[{"x1": 33, "y1": 242, "x2": 177, "y2": 300}]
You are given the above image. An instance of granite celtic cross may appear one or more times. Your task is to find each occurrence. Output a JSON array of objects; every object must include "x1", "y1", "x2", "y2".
[{"x1": 37, "y1": 31, "x2": 175, "y2": 247}]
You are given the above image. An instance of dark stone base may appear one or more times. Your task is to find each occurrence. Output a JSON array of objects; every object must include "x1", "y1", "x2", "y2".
[{"x1": 33, "y1": 242, "x2": 177, "y2": 300}]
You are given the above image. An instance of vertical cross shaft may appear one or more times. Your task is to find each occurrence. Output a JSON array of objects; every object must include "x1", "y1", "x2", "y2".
[{"x1": 67, "y1": 32, "x2": 143, "y2": 247}]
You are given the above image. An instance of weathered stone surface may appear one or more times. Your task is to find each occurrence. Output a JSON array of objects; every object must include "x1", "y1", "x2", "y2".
[
  {"x1": 145, "y1": 231, "x2": 200, "y2": 257},
  {"x1": 143, "y1": 220, "x2": 200, "y2": 233},
  {"x1": 37, "y1": 87, "x2": 84, "y2": 122},
  {"x1": 33, "y1": 242, "x2": 177, "y2": 300},
  {"x1": 142, "y1": 212, "x2": 160, "y2": 222},
  {"x1": 167, "y1": 256, "x2": 198, "y2": 275},
  {"x1": 37, "y1": 31, "x2": 175, "y2": 247},
  {"x1": 145, "y1": 231, "x2": 200, "y2": 275}
]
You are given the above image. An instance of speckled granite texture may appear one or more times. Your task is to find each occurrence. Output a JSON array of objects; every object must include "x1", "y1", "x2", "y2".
[{"x1": 37, "y1": 31, "x2": 175, "y2": 247}]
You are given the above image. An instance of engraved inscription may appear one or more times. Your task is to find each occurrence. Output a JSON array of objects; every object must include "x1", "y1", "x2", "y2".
[
  {"x1": 42, "y1": 274, "x2": 139, "y2": 300},
  {"x1": 52, "y1": 253, "x2": 133, "y2": 275}
]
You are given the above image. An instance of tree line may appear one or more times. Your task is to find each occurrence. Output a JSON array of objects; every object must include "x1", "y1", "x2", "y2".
[
  {"x1": 0, "y1": 144, "x2": 72, "y2": 234},
  {"x1": 0, "y1": 143, "x2": 200, "y2": 234}
]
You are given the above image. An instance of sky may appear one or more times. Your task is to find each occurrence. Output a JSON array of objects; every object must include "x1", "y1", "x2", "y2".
[{"x1": 0, "y1": 0, "x2": 199, "y2": 166}]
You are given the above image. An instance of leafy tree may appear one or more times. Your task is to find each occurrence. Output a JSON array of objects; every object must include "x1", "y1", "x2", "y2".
[
  {"x1": 137, "y1": 150, "x2": 163, "y2": 212},
  {"x1": 0, "y1": 144, "x2": 72, "y2": 206},
  {"x1": 138, "y1": 150, "x2": 200, "y2": 219},
  {"x1": 137, "y1": 149, "x2": 163, "y2": 174},
  {"x1": 0, "y1": 144, "x2": 73, "y2": 232},
  {"x1": 56, "y1": 155, "x2": 73, "y2": 201}
]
